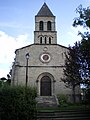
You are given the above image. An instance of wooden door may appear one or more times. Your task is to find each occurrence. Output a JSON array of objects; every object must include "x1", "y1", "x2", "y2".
[{"x1": 40, "y1": 76, "x2": 51, "y2": 96}]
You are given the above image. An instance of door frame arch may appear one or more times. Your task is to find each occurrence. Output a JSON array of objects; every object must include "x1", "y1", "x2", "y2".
[
  {"x1": 36, "y1": 72, "x2": 55, "y2": 96},
  {"x1": 40, "y1": 76, "x2": 51, "y2": 96}
]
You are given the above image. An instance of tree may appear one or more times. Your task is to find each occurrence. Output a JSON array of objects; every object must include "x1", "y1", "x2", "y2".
[
  {"x1": 72, "y1": 5, "x2": 90, "y2": 103},
  {"x1": 0, "y1": 77, "x2": 7, "y2": 81},
  {"x1": 63, "y1": 5, "x2": 90, "y2": 103},
  {"x1": 0, "y1": 75, "x2": 11, "y2": 87},
  {"x1": 73, "y1": 5, "x2": 90, "y2": 88},
  {"x1": 7, "y1": 74, "x2": 11, "y2": 85},
  {"x1": 62, "y1": 42, "x2": 82, "y2": 103},
  {"x1": 0, "y1": 77, "x2": 7, "y2": 87},
  {"x1": 73, "y1": 5, "x2": 90, "y2": 28}
]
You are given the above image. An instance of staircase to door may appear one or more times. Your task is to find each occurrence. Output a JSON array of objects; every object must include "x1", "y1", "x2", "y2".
[
  {"x1": 36, "y1": 96, "x2": 59, "y2": 108},
  {"x1": 37, "y1": 109, "x2": 90, "y2": 120}
]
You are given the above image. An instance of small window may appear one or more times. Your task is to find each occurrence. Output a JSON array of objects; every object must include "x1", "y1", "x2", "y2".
[
  {"x1": 45, "y1": 37, "x2": 47, "y2": 44},
  {"x1": 47, "y1": 21, "x2": 51, "y2": 31},
  {"x1": 39, "y1": 21, "x2": 43, "y2": 30},
  {"x1": 49, "y1": 37, "x2": 51, "y2": 44},
  {"x1": 40, "y1": 37, "x2": 42, "y2": 44}
]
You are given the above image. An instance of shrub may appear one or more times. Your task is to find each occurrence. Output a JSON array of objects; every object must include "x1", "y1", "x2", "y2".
[
  {"x1": 0, "y1": 86, "x2": 37, "y2": 120},
  {"x1": 57, "y1": 94, "x2": 68, "y2": 106}
]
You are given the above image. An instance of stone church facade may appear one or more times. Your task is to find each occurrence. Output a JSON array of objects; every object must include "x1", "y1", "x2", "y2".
[{"x1": 11, "y1": 3, "x2": 80, "y2": 102}]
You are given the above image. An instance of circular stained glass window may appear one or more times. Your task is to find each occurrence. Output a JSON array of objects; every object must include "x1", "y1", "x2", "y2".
[
  {"x1": 40, "y1": 53, "x2": 51, "y2": 63},
  {"x1": 43, "y1": 55, "x2": 49, "y2": 60}
]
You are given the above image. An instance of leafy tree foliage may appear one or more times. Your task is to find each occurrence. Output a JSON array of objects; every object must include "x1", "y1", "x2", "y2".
[
  {"x1": 0, "y1": 76, "x2": 11, "y2": 87},
  {"x1": 73, "y1": 4, "x2": 90, "y2": 88},
  {"x1": 0, "y1": 77, "x2": 7, "y2": 80},
  {"x1": 63, "y1": 5, "x2": 90, "y2": 103},
  {"x1": 62, "y1": 42, "x2": 81, "y2": 103},
  {"x1": 69, "y1": 5, "x2": 90, "y2": 103},
  {"x1": 73, "y1": 5, "x2": 90, "y2": 28},
  {"x1": 80, "y1": 37, "x2": 90, "y2": 87}
]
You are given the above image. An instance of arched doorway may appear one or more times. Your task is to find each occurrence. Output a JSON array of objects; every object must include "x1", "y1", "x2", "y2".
[{"x1": 40, "y1": 76, "x2": 51, "y2": 96}]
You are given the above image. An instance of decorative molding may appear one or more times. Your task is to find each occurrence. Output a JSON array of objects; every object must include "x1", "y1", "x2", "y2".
[{"x1": 15, "y1": 65, "x2": 65, "y2": 68}]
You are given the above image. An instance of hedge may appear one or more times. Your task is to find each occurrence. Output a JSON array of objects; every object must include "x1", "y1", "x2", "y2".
[{"x1": 0, "y1": 86, "x2": 37, "y2": 120}]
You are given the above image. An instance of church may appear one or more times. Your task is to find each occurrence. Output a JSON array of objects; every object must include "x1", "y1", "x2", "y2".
[{"x1": 11, "y1": 3, "x2": 80, "y2": 103}]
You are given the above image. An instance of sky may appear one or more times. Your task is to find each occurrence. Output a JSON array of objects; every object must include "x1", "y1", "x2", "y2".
[{"x1": 0, "y1": 0, "x2": 90, "y2": 78}]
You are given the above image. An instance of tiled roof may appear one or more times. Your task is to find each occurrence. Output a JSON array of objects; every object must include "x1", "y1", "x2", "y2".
[{"x1": 36, "y1": 3, "x2": 54, "y2": 17}]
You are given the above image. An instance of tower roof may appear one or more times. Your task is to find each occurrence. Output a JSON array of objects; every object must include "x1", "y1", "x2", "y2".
[{"x1": 36, "y1": 3, "x2": 54, "y2": 17}]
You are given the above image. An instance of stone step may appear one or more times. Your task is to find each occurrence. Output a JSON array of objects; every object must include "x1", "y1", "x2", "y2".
[
  {"x1": 54, "y1": 110, "x2": 90, "y2": 115},
  {"x1": 37, "y1": 110, "x2": 90, "y2": 120},
  {"x1": 36, "y1": 96, "x2": 59, "y2": 108},
  {"x1": 54, "y1": 117, "x2": 90, "y2": 120},
  {"x1": 37, "y1": 117, "x2": 90, "y2": 120},
  {"x1": 37, "y1": 113, "x2": 89, "y2": 118}
]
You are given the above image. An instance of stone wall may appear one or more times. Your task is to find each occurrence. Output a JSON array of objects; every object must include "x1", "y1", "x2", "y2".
[{"x1": 11, "y1": 44, "x2": 73, "y2": 95}]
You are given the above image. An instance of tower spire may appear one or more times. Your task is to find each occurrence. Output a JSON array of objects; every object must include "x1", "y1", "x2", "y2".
[
  {"x1": 34, "y1": 3, "x2": 57, "y2": 44},
  {"x1": 36, "y1": 3, "x2": 54, "y2": 17}
]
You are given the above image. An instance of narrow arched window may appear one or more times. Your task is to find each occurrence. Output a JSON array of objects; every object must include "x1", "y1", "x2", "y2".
[
  {"x1": 47, "y1": 21, "x2": 51, "y2": 31},
  {"x1": 40, "y1": 37, "x2": 42, "y2": 44},
  {"x1": 39, "y1": 21, "x2": 43, "y2": 30},
  {"x1": 49, "y1": 37, "x2": 51, "y2": 44},
  {"x1": 45, "y1": 37, "x2": 47, "y2": 44}
]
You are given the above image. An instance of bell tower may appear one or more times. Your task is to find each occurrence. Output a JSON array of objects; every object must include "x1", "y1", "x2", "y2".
[{"x1": 34, "y1": 3, "x2": 57, "y2": 44}]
